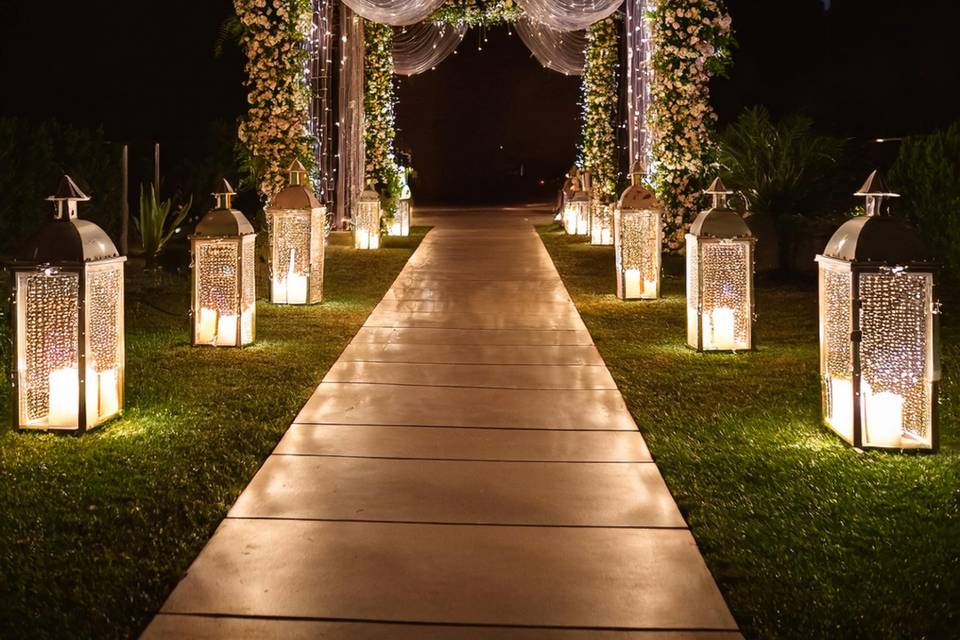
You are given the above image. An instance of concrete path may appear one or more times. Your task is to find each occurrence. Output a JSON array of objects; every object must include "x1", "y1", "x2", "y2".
[{"x1": 143, "y1": 209, "x2": 740, "y2": 639}]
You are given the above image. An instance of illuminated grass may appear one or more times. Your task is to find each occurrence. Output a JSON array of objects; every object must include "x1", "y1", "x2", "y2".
[
  {"x1": 539, "y1": 226, "x2": 959, "y2": 640},
  {"x1": 0, "y1": 229, "x2": 426, "y2": 639}
]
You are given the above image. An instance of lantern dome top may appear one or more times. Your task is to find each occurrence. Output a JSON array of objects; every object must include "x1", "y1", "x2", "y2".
[
  {"x1": 194, "y1": 178, "x2": 254, "y2": 237},
  {"x1": 360, "y1": 180, "x2": 380, "y2": 202},
  {"x1": 822, "y1": 172, "x2": 929, "y2": 263},
  {"x1": 688, "y1": 177, "x2": 752, "y2": 239},
  {"x1": 15, "y1": 175, "x2": 120, "y2": 265},
  {"x1": 618, "y1": 163, "x2": 661, "y2": 210},
  {"x1": 271, "y1": 161, "x2": 322, "y2": 211}
]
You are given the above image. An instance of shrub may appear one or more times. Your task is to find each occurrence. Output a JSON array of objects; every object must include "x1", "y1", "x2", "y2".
[
  {"x1": 135, "y1": 184, "x2": 192, "y2": 270},
  {"x1": 888, "y1": 122, "x2": 960, "y2": 279}
]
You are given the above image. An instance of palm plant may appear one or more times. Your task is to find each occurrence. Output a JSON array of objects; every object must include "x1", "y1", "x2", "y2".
[{"x1": 135, "y1": 184, "x2": 191, "y2": 270}]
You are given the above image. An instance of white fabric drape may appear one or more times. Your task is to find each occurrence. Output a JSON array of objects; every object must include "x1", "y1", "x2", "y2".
[
  {"x1": 336, "y1": 6, "x2": 367, "y2": 226},
  {"x1": 625, "y1": 0, "x2": 653, "y2": 171},
  {"x1": 339, "y1": 0, "x2": 447, "y2": 27},
  {"x1": 514, "y1": 0, "x2": 623, "y2": 32},
  {"x1": 515, "y1": 17, "x2": 586, "y2": 75},
  {"x1": 393, "y1": 21, "x2": 466, "y2": 75}
]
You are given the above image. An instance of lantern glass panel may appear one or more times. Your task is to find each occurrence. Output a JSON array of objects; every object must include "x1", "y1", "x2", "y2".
[
  {"x1": 699, "y1": 241, "x2": 752, "y2": 350},
  {"x1": 84, "y1": 262, "x2": 124, "y2": 426},
  {"x1": 271, "y1": 209, "x2": 312, "y2": 304},
  {"x1": 859, "y1": 271, "x2": 934, "y2": 448},
  {"x1": 686, "y1": 235, "x2": 700, "y2": 347},
  {"x1": 194, "y1": 239, "x2": 253, "y2": 347},
  {"x1": 390, "y1": 200, "x2": 411, "y2": 237},
  {"x1": 615, "y1": 208, "x2": 660, "y2": 300},
  {"x1": 354, "y1": 201, "x2": 381, "y2": 250},
  {"x1": 16, "y1": 270, "x2": 79, "y2": 429},
  {"x1": 590, "y1": 201, "x2": 612, "y2": 245},
  {"x1": 819, "y1": 260, "x2": 855, "y2": 441},
  {"x1": 309, "y1": 208, "x2": 325, "y2": 303},
  {"x1": 564, "y1": 200, "x2": 590, "y2": 235},
  {"x1": 240, "y1": 235, "x2": 256, "y2": 345}
]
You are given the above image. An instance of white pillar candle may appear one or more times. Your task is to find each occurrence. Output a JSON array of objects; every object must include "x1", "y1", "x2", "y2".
[
  {"x1": 241, "y1": 306, "x2": 255, "y2": 344},
  {"x1": 828, "y1": 377, "x2": 854, "y2": 442},
  {"x1": 864, "y1": 389, "x2": 904, "y2": 447},
  {"x1": 216, "y1": 314, "x2": 238, "y2": 346},
  {"x1": 643, "y1": 278, "x2": 658, "y2": 299},
  {"x1": 197, "y1": 307, "x2": 217, "y2": 344},
  {"x1": 272, "y1": 275, "x2": 287, "y2": 304},
  {"x1": 705, "y1": 307, "x2": 737, "y2": 350},
  {"x1": 285, "y1": 247, "x2": 308, "y2": 304},
  {"x1": 624, "y1": 269, "x2": 642, "y2": 298},
  {"x1": 48, "y1": 367, "x2": 79, "y2": 428},
  {"x1": 97, "y1": 368, "x2": 119, "y2": 419}
]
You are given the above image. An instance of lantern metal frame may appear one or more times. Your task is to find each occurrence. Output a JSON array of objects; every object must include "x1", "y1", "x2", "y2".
[
  {"x1": 563, "y1": 171, "x2": 591, "y2": 236},
  {"x1": 614, "y1": 165, "x2": 663, "y2": 300},
  {"x1": 265, "y1": 160, "x2": 325, "y2": 305},
  {"x1": 816, "y1": 172, "x2": 940, "y2": 451},
  {"x1": 8, "y1": 176, "x2": 126, "y2": 433},
  {"x1": 354, "y1": 181, "x2": 382, "y2": 250},
  {"x1": 686, "y1": 178, "x2": 756, "y2": 352},
  {"x1": 390, "y1": 172, "x2": 412, "y2": 237},
  {"x1": 190, "y1": 180, "x2": 257, "y2": 348}
]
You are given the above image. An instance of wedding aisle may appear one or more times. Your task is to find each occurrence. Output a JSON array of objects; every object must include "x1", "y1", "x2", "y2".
[{"x1": 143, "y1": 208, "x2": 740, "y2": 639}]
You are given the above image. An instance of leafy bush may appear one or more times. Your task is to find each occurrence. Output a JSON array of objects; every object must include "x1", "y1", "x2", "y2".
[
  {"x1": 719, "y1": 106, "x2": 845, "y2": 216},
  {"x1": 0, "y1": 117, "x2": 121, "y2": 257},
  {"x1": 889, "y1": 122, "x2": 960, "y2": 279},
  {"x1": 135, "y1": 184, "x2": 192, "y2": 269}
]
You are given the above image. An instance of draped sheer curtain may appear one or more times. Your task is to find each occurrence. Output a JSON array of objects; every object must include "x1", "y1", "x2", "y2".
[
  {"x1": 625, "y1": 0, "x2": 652, "y2": 171},
  {"x1": 336, "y1": 6, "x2": 367, "y2": 226},
  {"x1": 393, "y1": 21, "x2": 466, "y2": 75},
  {"x1": 515, "y1": 0, "x2": 623, "y2": 31},
  {"x1": 339, "y1": 0, "x2": 447, "y2": 26},
  {"x1": 515, "y1": 17, "x2": 586, "y2": 75}
]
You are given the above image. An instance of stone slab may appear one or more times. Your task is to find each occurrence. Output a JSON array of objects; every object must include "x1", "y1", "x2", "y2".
[
  {"x1": 349, "y1": 327, "x2": 594, "y2": 347},
  {"x1": 338, "y1": 343, "x2": 605, "y2": 365}
]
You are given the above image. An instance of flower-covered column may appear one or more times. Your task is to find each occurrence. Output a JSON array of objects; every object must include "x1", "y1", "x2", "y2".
[
  {"x1": 647, "y1": 0, "x2": 733, "y2": 251},
  {"x1": 235, "y1": 0, "x2": 315, "y2": 202},
  {"x1": 364, "y1": 20, "x2": 401, "y2": 218},
  {"x1": 580, "y1": 16, "x2": 620, "y2": 205}
]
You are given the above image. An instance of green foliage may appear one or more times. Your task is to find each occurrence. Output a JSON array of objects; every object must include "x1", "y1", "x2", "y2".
[
  {"x1": 539, "y1": 226, "x2": 960, "y2": 640},
  {"x1": 0, "y1": 230, "x2": 428, "y2": 639},
  {"x1": 719, "y1": 106, "x2": 845, "y2": 216},
  {"x1": 364, "y1": 20, "x2": 401, "y2": 217},
  {"x1": 889, "y1": 122, "x2": 960, "y2": 278},
  {"x1": 580, "y1": 17, "x2": 620, "y2": 204},
  {"x1": 0, "y1": 117, "x2": 121, "y2": 256},
  {"x1": 134, "y1": 185, "x2": 192, "y2": 269},
  {"x1": 430, "y1": 0, "x2": 522, "y2": 26}
]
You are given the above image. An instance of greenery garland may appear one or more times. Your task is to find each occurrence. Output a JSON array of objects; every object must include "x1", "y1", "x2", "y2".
[
  {"x1": 234, "y1": 0, "x2": 314, "y2": 201},
  {"x1": 580, "y1": 16, "x2": 620, "y2": 204},
  {"x1": 430, "y1": 0, "x2": 522, "y2": 27},
  {"x1": 364, "y1": 20, "x2": 402, "y2": 217},
  {"x1": 647, "y1": 0, "x2": 734, "y2": 250}
]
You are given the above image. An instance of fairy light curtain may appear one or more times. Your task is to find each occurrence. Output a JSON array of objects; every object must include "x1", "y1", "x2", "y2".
[
  {"x1": 393, "y1": 21, "x2": 466, "y2": 75},
  {"x1": 339, "y1": 0, "x2": 447, "y2": 26},
  {"x1": 625, "y1": 0, "x2": 652, "y2": 171},
  {"x1": 308, "y1": 0, "x2": 335, "y2": 203},
  {"x1": 336, "y1": 5, "x2": 367, "y2": 226},
  {"x1": 514, "y1": 0, "x2": 623, "y2": 32},
  {"x1": 515, "y1": 17, "x2": 587, "y2": 75}
]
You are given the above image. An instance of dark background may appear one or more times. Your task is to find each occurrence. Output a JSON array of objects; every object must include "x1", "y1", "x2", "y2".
[{"x1": 0, "y1": 0, "x2": 958, "y2": 207}]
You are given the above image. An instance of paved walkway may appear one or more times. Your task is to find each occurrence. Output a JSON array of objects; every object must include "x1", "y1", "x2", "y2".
[{"x1": 144, "y1": 210, "x2": 740, "y2": 639}]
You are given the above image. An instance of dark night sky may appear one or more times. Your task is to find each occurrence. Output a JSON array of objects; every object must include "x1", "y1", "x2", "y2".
[{"x1": 1, "y1": 0, "x2": 958, "y2": 205}]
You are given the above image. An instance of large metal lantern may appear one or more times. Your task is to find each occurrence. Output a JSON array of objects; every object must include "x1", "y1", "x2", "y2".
[
  {"x1": 816, "y1": 171, "x2": 940, "y2": 450},
  {"x1": 686, "y1": 178, "x2": 756, "y2": 351},
  {"x1": 558, "y1": 165, "x2": 578, "y2": 220},
  {"x1": 615, "y1": 164, "x2": 663, "y2": 300},
  {"x1": 9, "y1": 176, "x2": 125, "y2": 432},
  {"x1": 265, "y1": 160, "x2": 324, "y2": 305},
  {"x1": 354, "y1": 180, "x2": 381, "y2": 250},
  {"x1": 190, "y1": 179, "x2": 256, "y2": 347},
  {"x1": 389, "y1": 167, "x2": 412, "y2": 237},
  {"x1": 563, "y1": 170, "x2": 591, "y2": 236},
  {"x1": 590, "y1": 193, "x2": 613, "y2": 245}
]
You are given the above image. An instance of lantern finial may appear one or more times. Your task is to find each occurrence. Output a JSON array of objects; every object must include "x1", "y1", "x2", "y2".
[
  {"x1": 630, "y1": 161, "x2": 645, "y2": 186},
  {"x1": 855, "y1": 170, "x2": 899, "y2": 217},
  {"x1": 212, "y1": 178, "x2": 236, "y2": 210},
  {"x1": 46, "y1": 175, "x2": 90, "y2": 220},
  {"x1": 286, "y1": 159, "x2": 309, "y2": 187},
  {"x1": 704, "y1": 177, "x2": 734, "y2": 209}
]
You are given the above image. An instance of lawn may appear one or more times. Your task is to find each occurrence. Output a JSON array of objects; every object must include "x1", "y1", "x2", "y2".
[
  {"x1": 538, "y1": 227, "x2": 959, "y2": 640},
  {"x1": 0, "y1": 229, "x2": 426, "y2": 639}
]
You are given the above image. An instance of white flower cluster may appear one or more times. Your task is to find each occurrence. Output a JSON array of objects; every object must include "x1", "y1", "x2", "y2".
[
  {"x1": 647, "y1": 0, "x2": 733, "y2": 250},
  {"x1": 364, "y1": 20, "x2": 401, "y2": 216},
  {"x1": 581, "y1": 17, "x2": 620, "y2": 204},
  {"x1": 235, "y1": 0, "x2": 314, "y2": 201}
]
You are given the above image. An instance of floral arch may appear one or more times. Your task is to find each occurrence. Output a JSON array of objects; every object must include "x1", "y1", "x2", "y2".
[{"x1": 234, "y1": 0, "x2": 733, "y2": 248}]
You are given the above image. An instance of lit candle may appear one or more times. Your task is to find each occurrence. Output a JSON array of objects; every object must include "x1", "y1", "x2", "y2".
[
  {"x1": 285, "y1": 247, "x2": 308, "y2": 304},
  {"x1": 828, "y1": 377, "x2": 854, "y2": 441},
  {"x1": 97, "y1": 368, "x2": 119, "y2": 419},
  {"x1": 48, "y1": 367, "x2": 78, "y2": 428},
  {"x1": 624, "y1": 269, "x2": 642, "y2": 298},
  {"x1": 197, "y1": 307, "x2": 217, "y2": 344},
  {"x1": 705, "y1": 307, "x2": 737, "y2": 350},
  {"x1": 642, "y1": 278, "x2": 657, "y2": 299},
  {"x1": 390, "y1": 220, "x2": 402, "y2": 236},
  {"x1": 864, "y1": 388, "x2": 904, "y2": 447},
  {"x1": 216, "y1": 314, "x2": 238, "y2": 346},
  {"x1": 563, "y1": 206, "x2": 576, "y2": 234},
  {"x1": 240, "y1": 306, "x2": 255, "y2": 344}
]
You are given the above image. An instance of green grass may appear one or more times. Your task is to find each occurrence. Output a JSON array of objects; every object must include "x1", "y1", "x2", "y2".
[
  {"x1": 538, "y1": 227, "x2": 959, "y2": 640},
  {"x1": 0, "y1": 229, "x2": 426, "y2": 639}
]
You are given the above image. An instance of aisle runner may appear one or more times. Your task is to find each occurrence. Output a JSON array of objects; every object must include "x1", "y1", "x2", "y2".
[{"x1": 143, "y1": 210, "x2": 741, "y2": 639}]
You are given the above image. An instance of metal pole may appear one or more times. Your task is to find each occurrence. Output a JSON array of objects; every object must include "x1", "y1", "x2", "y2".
[
  {"x1": 120, "y1": 144, "x2": 129, "y2": 256},
  {"x1": 153, "y1": 142, "x2": 161, "y2": 196}
]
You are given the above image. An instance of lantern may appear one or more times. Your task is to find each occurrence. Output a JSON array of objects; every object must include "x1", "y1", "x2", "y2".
[
  {"x1": 354, "y1": 180, "x2": 381, "y2": 250},
  {"x1": 8, "y1": 176, "x2": 125, "y2": 432},
  {"x1": 563, "y1": 170, "x2": 590, "y2": 236},
  {"x1": 590, "y1": 193, "x2": 613, "y2": 246},
  {"x1": 557, "y1": 165, "x2": 578, "y2": 221},
  {"x1": 615, "y1": 163, "x2": 663, "y2": 300},
  {"x1": 265, "y1": 160, "x2": 325, "y2": 305},
  {"x1": 816, "y1": 171, "x2": 940, "y2": 450},
  {"x1": 389, "y1": 167, "x2": 411, "y2": 237},
  {"x1": 686, "y1": 178, "x2": 756, "y2": 351},
  {"x1": 190, "y1": 179, "x2": 256, "y2": 347}
]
